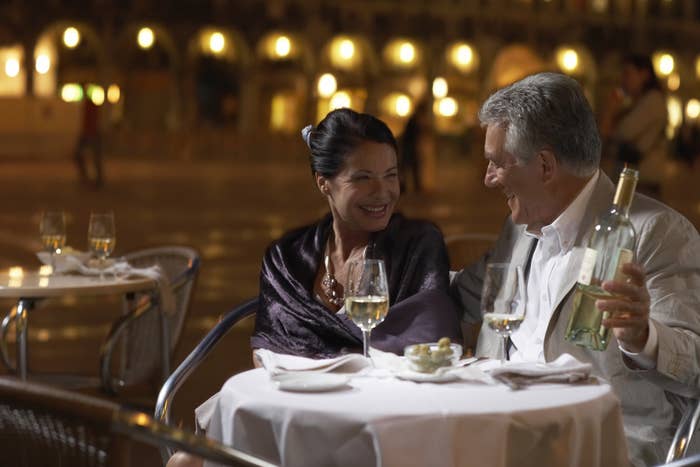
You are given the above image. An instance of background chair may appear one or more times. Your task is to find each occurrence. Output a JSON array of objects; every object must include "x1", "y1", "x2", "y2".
[
  {"x1": 155, "y1": 297, "x2": 258, "y2": 465},
  {"x1": 0, "y1": 375, "x2": 275, "y2": 467},
  {"x1": 100, "y1": 246, "x2": 200, "y2": 396},
  {"x1": 445, "y1": 232, "x2": 497, "y2": 270}
]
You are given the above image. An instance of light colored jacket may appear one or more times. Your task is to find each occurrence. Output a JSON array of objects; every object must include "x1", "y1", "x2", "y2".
[{"x1": 452, "y1": 172, "x2": 700, "y2": 467}]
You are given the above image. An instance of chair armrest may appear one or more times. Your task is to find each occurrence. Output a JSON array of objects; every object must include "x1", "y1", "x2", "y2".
[
  {"x1": 667, "y1": 399, "x2": 700, "y2": 463},
  {"x1": 0, "y1": 306, "x2": 18, "y2": 372},
  {"x1": 116, "y1": 407, "x2": 275, "y2": 467},
  {"x1": 154, "y1": 297, "x2": 257, "y2": 463}
]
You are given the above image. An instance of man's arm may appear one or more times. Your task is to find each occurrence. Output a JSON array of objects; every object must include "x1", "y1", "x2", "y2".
[{"x1": 599, "y1": 209, "x2": 700, "y2": 397}]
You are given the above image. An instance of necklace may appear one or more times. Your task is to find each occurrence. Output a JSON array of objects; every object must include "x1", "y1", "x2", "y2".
[
  {"x1": 321, "y1": 233, "x2": 370, "y2": 308},
  {"x1": 321, "y1": 234, "x2": 345, "y2": 307}
]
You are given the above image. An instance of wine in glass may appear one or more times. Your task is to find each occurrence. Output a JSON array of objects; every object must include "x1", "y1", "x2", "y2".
[
  {"x1": 345, "y1": 259, "x2": 389, "y2": 359},
  {"x1": 40, "y1": 211, "x2": 66, "y2": 274},
  {"x1": 481, "y1": 263, "x2": 527, "y2": 364},
  {"x1": 88, "y1": 211, "x2": 115, "y2": 279}
]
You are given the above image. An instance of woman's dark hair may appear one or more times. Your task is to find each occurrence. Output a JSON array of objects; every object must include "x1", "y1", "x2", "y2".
[
  {"x1": 623, "y1": 53, "x2": 661, "y2": 92},
  {"x1": 305, "y1": 108, "x2": 398, "y2": 177}
]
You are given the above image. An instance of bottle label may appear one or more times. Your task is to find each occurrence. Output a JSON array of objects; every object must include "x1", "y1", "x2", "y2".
[
  {"x1": 613, "y1": 248, "x2": 634, "y2": 282},
  {"x1": 578, "y1": 248, "x2": 597, "y2": 285}
]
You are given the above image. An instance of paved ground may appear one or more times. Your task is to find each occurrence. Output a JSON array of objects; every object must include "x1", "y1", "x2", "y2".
[{"x1": 0, "y1": 151, "x2": 697, "y2": 464}]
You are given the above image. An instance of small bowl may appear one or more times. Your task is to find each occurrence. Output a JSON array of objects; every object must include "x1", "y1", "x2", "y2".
[{"x1": 404, "y1": 342, "x2": 462, "y2": 374}]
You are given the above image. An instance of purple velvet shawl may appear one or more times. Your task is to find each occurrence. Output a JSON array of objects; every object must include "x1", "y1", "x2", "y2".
[{"x1": 251, "y1": 213, "x2": 462, "y2": 357}]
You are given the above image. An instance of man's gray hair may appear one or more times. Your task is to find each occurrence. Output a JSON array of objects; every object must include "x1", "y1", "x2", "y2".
[{"x1": 478, "y1": 72, "x2": 601, "y2": 177}]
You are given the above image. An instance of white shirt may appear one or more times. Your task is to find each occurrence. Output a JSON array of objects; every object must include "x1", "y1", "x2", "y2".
[{"x1": 508, "y1": 170, "x2": 657, "y2": 367}]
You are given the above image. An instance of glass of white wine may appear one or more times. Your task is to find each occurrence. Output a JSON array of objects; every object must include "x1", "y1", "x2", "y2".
[
  {"x1": 88, "y1": 211, "x2": 115, "y2": 280},
  {"x1": 345, "y1": 259, "x2": 389, "y2": 359},
  {"x1": 481, "y1": 263, "x2": 527, "y2": 364},
  {"x1": 40, "y1": 211, "x2": 66, "y2": 274}
]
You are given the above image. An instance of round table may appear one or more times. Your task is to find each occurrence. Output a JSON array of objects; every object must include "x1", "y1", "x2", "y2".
[
  {"x1": 200, "y1": 368, "x2": 629, "y2": 467},
  {"x1": 0, "y1": 270, "x2": 155, "y2": 379}
]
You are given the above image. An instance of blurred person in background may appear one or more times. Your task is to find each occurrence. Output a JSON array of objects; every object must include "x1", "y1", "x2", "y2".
[
  {"x1": 600, "y1": 53, "x2": 668, "y2": 197},
  {"x1": 74, "y1": 86, "x2": 104, "y2": 189}
]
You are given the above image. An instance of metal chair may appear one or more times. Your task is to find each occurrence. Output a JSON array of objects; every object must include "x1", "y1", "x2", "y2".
[
  {"x1": 666, "y1": 399, "x2": 700, "y2": 463},
  {"x1": 444, "y1": 232, "x2": 497, "y2": 270},
  {"x1": 0, "y1": 375, "x2": 275, "y2": 467},
  {"x1": 100, "y1": 246, "x2": 201, "y2": 395},
  {"x1": 663, "y1": 452, "x2": 700, "y2": 466},
  {"x1": 155, "y1": 297, "x2": 258, "y2": 465}
]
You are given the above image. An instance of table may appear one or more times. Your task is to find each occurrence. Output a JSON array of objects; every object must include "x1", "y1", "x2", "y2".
[
  {"x1": 201, "y1": 368, "x2": 629, "y2": 467},
  {"x1": 0, "y1": 269, "x2": 155, "y2": 379}
]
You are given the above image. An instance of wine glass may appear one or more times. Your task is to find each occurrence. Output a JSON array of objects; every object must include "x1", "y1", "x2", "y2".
[
  {"x1": 481, "y1": 263, "x2": 527, "y2": 364},
  {"x1": 88, "y1": 211, "x2": 116, "y2": 279},
  {"x1": 39, "y1": 211, "x2": 66, "y2": 274},
  {"x1": 345, "y1": 259, "x2": 389, "y2": 359}
]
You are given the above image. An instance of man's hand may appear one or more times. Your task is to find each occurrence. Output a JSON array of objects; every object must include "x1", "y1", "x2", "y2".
[{"x1": 596, "y1": 262, "x2": 651, "y2": 353}]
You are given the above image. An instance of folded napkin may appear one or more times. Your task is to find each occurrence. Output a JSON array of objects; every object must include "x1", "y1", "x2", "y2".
[
  {"x1": 38, "y1": 253, "x2": 175, "y2": 316},
  {"x1": 254, "y1": 348, "x2": 371, "y2": 376},
  {"x1": 488, "y1": 353, "x2": 593, "y2": 388}
]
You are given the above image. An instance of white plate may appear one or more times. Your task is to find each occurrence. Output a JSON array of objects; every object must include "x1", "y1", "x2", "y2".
[{"x1": 273, "y1": 373, "x2": 351, "y2": 392}]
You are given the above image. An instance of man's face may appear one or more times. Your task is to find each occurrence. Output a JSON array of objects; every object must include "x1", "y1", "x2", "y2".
[{"x1": 483, "y1": 125, "x2": 548, "y2": 231}]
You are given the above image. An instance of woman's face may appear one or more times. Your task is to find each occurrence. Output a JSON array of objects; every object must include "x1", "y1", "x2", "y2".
[{"x1": 317, "y1": 141, "x2": 400, "y2": 234}]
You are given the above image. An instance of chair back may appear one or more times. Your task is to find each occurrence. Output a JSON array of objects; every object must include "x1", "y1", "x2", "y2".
[
  {"x1": 101, "y1": 246, "x2": 200, "y2": 393},
  {"x1": 445, "y1": 233, "x2": 497, "y2": 270},
  {"x1": 0, "y1": 376, "x2": 276, "y2": 467},
  {"x1": 155, "y1": 297, "x2": 258, "y2": 464}
]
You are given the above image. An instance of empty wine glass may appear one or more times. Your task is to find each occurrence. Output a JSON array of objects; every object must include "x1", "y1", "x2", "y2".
[
  {"x1": 481, "y1": 263, "x2": 527, "y2": 364},
  {"x1": 88, "y1": 211, "x2": 115, "y2": 279},
  {"x1": 39, "y1": 211, "x2": 66, "y2": 274},
  {"x1": 345, "y1": 259, "x2": 389, "y2": 359}
]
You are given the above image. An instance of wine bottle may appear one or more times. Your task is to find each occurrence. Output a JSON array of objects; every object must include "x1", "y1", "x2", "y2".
[{"x1": 564, "y1": 167, "x2": 638, "y2": 351}]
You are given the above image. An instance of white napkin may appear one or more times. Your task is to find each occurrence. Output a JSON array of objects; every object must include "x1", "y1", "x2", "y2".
[
  {"x1": 254, "y1": 348, "x2": 371, "y2": 376},
  {"x1": 488, "y1": 353, "x2": 592, "y2": 388},
  {"x1": 38, "y1": 253, "x2": 176, "y2": 316}
]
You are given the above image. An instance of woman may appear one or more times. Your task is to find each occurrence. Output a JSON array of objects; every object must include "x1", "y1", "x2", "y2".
[
  {"x1": 600, "y1": 54, "x2": 668, "y2": 197},
  {"x1": 251, "y1": 108, "x2": 462, "y2": 357},
  {"x1": 168, "y1": 109, "x2": 461, "y2": 467}
]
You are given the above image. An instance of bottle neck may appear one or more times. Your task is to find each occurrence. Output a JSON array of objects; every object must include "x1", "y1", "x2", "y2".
[{"x1": 612, "y1": 172, "x2": 638, "y2": 216}]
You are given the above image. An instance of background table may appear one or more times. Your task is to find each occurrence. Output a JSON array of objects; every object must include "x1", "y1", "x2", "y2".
[
  {"x1": 201, "y1": 368, "x2": 629, "y2": 467},
  {"x1": 0, "y1": 270, "x2": 155, "y2": 379}
]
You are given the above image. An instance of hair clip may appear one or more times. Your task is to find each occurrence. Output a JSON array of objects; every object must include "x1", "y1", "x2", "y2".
[{"x1": 301, "y1": 125, "x2": 313, "y2": 148}]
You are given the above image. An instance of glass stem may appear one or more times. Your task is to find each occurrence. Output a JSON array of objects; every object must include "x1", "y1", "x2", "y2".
[
  {"x1": 501, "y1": 336, "x2": 509, "y2": 365},
  {"x1": 50, "y1": 252, "x2": 56, "y2": 275},
  {"x1": 362, "y1": 330, "x2": 371, "y2": 359}
]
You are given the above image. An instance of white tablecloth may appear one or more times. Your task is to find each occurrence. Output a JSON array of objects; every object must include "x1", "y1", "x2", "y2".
[{"x1": 199, "y1": 368, "x2": 629, "y2": 467}]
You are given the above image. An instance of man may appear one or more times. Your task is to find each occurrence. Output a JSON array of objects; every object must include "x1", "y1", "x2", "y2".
[{"x1": 452, "y1": 72, "x2": 700, "y2": 466}]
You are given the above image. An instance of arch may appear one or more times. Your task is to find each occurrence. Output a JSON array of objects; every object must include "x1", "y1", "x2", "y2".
[
  {"x1": 33, "y1": 21, "x2": 108, "y2": 96},
  {"x1": 185, "y1": 27, "x2": 251, "y2": 68},
  {"x1": 114, "y1": 22, "x2": 180, "y2": 70},
  {"x1": 184, "y1": 27, "x2": 252, "y2": 127},
  {"x1": 113, "y1": 23, "x2": 181, "y2": 131},
  {"x1": 254, "y1": 30, "x2": 315, "y2": 74},
  {"x1": 486, "y1": 44, "x2": 546, "y2": 91},
  {"x1": 318, "y1": 34, "x2": 379, "y2": 77}
]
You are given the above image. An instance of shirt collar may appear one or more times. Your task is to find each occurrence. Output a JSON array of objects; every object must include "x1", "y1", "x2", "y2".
[{"x1": 525, "y1": 170, "x2": 600, "y2": 253}]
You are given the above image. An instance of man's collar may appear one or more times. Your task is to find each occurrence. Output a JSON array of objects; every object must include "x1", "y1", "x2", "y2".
[{"x1": 525, "y1": 170, "x2": 600, "y2": 252}]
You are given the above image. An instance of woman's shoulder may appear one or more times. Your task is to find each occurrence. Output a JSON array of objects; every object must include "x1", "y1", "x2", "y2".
[{"x1": 266, "y1": 216, "x2": 328, "y2": 256}]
